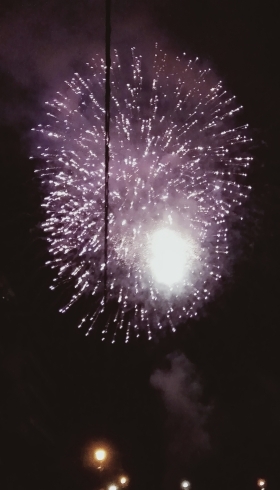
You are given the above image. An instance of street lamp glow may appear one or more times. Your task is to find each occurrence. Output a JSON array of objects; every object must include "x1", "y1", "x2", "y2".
[
  {"x1": 108, "y1": 485, "x2": 118, "y2": 490},
  {"x1": 257, "y1": 479, "x2": 266, "y2": 488},
  {"x1": 181, "y1": 481, "x2": 191, "y2": 489},
  {"x1": 94, "y1": 448, "x2": 107, "y2": 462},
  {"x1": 120, "y1": 476, "x2": 128, "y2": 485}
]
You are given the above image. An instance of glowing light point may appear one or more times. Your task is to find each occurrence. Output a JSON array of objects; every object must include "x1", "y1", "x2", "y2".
[
  {"x1": 94, "y1": 448, "x2": 107, "y2": 462},
  {"x1": 108, "y1": 485, "x2": 118, "y2": 490},
  {"x1": 257, "y1": 479, "x2": 266, "y2": 488},
  {"x1": 119, "y1": 476, "x2": 129, "y2": 486},
  {"x1": 181, "y1": 480, "x2": 191, "y2": 489}
]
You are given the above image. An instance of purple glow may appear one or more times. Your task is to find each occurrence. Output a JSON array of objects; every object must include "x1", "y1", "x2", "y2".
[{"x1": 32, "y1": 46, "x2": 252, "y2": 341}]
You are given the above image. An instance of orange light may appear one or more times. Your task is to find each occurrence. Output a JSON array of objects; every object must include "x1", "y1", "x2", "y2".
[
  {"x1": 119, "y1": 475, "x2": 129, "y2": 486},
  {"x1": 83, "y1": 442, "x2": 112, "y2": 469},
  {"x1": 95, "y1": 448, "x2": 107, "y2": 462},
  {"x1": 108, "y1": 485, "x2": 118, "y2": 490}
]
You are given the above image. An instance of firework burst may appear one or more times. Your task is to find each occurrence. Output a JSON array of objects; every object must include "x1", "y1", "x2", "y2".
[{"x1": 32, "y1": 45, "x2": 252, "y2": 341}]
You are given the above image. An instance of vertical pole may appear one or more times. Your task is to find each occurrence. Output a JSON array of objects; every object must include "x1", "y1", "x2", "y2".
[{"x1": 104, "y1": 0, "x2": 111, "y2": 306}]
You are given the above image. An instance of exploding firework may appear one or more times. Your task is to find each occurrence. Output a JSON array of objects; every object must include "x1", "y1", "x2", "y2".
[{"x1": 32, "y1": 46, "x2": 252, "y2": 341}]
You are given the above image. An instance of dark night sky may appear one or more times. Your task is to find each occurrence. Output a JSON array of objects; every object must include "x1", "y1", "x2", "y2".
[{"x1": 0, "y1": 1, "x2": 279, "y2": 490}]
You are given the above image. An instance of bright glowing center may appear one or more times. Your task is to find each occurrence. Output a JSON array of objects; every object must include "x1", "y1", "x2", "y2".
[
  {"x1": 150, "y1": 228, "x2": 187, "y2": 286},
  {"x1": 95, "y1": 449, "x2": 106, "y2": 462}
]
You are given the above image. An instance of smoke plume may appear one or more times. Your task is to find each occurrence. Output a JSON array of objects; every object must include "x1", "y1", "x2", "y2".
[{"x1": 150, "y1": 352, "x2": 211, "y2": 486}]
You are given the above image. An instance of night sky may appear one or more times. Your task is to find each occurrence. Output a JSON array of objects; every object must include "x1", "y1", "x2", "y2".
[{"x1": 0, "y1": 1, "x2": 279, "y2": 490}]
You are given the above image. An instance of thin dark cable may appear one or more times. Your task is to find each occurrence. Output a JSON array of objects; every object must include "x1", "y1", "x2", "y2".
[{"x1": 104, "y1": 0, "x2": 111, "y2": 306}]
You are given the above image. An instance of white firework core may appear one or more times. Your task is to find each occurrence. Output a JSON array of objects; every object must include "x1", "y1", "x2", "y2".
[
  {"x1": 149, "y1": 229, "x2": 192, "y2": 286},
  {"x1": 32, "y1": 45, "x2": 252, "y2": 342}
]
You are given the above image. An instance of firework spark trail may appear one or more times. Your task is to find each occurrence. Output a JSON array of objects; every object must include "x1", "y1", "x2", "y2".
[{"x1": 32, "y1": 45, "x2": 252, "y2": 342}]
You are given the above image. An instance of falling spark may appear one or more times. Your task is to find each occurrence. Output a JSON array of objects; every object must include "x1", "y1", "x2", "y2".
[{"x1": 32, "y1": 45, "x2": 252, "y2": 342}]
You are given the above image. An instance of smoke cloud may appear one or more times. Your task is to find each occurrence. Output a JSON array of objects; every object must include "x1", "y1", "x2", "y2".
[
  {"x1": 150, "y1": 353, "x2": 211, "y2": 486},
  {"x1": 0, "y1": 0, "x2": 165, "y2": 126}
]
